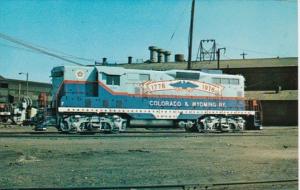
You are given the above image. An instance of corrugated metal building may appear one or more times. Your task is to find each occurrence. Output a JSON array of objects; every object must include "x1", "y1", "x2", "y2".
[{"x1": 0, "y1": 75, "x2": 51, "y2": 106}]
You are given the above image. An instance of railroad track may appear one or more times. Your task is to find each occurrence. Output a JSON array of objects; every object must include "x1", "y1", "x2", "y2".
[
  {"x1": 0, "y1": 179, "x2": 297, "y2": 190},
  {"x1": 0, "y1": 130, "x2": 273, "y2": 138}
]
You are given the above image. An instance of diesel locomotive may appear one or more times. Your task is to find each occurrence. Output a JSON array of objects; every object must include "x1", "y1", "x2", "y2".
[{"x1": 37, "y1": 65, "x2": 262, "y2": 132}]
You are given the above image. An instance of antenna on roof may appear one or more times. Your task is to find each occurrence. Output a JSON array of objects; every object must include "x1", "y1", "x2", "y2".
[{"x1": 240, "y1": 52, "x2": 247, "y2": 59}]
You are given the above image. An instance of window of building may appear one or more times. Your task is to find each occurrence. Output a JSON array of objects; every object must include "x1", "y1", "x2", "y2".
[
  {"x1": 139, "y1": 74, "x2": 150, "y2": 81},
  {"x1": 106, "y1": 75, "x2": 120, "y2": 85},
  {"x1": 175, "y1": 72, "x2": 200, "y2": 80},
  {"x1": 0, "y1": 83, "x2": 8, "y2": 88}
]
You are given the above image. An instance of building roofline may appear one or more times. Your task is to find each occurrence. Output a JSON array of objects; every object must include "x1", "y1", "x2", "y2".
[
  {"x1": 0, "y1": 76, "x2": 51, "y2": 86},
  {"x1": 120, "y1": 56, "x2": 298, "y2": 70}
]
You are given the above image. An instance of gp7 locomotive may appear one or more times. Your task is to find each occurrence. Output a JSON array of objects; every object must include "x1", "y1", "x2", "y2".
[{"x1": 37, "y1": 65, "x2": 262, "y2": 132}]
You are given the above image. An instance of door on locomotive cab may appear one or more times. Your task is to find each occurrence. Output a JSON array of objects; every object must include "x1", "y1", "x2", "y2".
[{"x1": 86, "y1": 71, "x2": 98, "y2": 97}]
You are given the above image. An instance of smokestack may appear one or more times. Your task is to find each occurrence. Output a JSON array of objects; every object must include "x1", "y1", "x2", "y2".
[
  {"x1": 102, "y1": 57, "x2": 107, "y2": 64},
  {"x1": 148, "y1": 46, "x2": 158, "y2": 63},
  {"x1": 157, "y1": 48, "x2": 164, "y2": 63},
  {"x1": 128, "y1": 56, "x2": 132, "y2": 64},
  {"x1": 163, "y1": 51, "x2": 171, "y2": 63},
  {"x1": 175, "y1": 54, "x2": 185, "y2": 62}
]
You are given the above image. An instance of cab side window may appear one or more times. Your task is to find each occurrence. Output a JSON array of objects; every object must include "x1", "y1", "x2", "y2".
[
  {"x1": 212, "y1": 78, "x2": 221, "y2": 84},
  {"x1": 221, "y1": 78, "x2": 230, "y2": 85},
  {"x1": 106, "y1": 75, "x2": 120, "y2": 85},
  {"x1": 230, "y1": 79, "x2": 239, "y2": 85},
  {"x1": 213, "y1": 77, "x2": 239, "y2": 85},
  {"x1": 139, "y1": 74, "x2": 150, "y2": 81}
]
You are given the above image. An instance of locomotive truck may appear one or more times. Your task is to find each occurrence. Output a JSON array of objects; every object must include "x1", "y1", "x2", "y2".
[{"x1": 36, "y1": 65, "x2": 262, "y2": 132}]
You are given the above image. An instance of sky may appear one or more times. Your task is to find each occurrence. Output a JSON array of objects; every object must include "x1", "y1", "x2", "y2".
[{"x1": 0, "y1": 0, "x2": 298, "y2": 83}]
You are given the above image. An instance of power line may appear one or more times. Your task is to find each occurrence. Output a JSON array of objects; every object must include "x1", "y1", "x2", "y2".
[
  {"x1": 166, "y1": 1, "x2": 190, "y2": 49},
  {"x1": 216, "y1": 43, "x2": 278, "y2": 57},
  {"x1": 0, "y1": 32, "x2": 85, "y2": 66},
  {"x1": 23, "y1": 40, "x2": 96, "y2": 62},
  {"x1": 223, "y1": 54, "x2": 234, "y2": 60},
  {"x1": 0, "y1": 42, "x2": 38, "y2": 54},
  {"x1": 0, "y1": 41, "x2": 95, "y2": 63},
  {"x1": 60, "y1": 54, "x2": 95, "y2": 62}
]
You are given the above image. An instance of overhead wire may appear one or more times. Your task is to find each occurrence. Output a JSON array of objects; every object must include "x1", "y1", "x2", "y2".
[
  {"x1": 0, "y1": 42, "x2": 38, "y2": 54},
  {"x1": 0, "y1": 41, "x2": 96, "y2": 63},
  {"x1": 23, "y1": 41, "x2": 96, "y2": 63},
  {"x1": 166, "y1": 1, "x2": 190, "y2": 49},
  {"x1": 223, "y1": 54, "x2": 234, "y2": 60},
  {"x1": 216, "y1": 42, "x2": 278, "y2": 57},
  {"x1": 0, "y1": 32, "x2": 87, "y2": 66}
]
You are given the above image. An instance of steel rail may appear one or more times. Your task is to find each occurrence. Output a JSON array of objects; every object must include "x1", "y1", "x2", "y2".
[
  {"x1": 0, "y1": 131, "x2": 275, "y2": 138},
  {"x1": 0, "y1": 179, "x2": 297, "y2": 190}
]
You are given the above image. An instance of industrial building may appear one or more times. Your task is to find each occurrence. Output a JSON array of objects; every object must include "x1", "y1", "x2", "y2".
[
  {"x1": 0, "y1": 75, "x2": 51, "y2": 106},
  {"x1": 0, "y1": 47, "x2": 297, "y2": 126},
  {"x1": 121, "y1": 47, "x2": 297, "y2": 126}
]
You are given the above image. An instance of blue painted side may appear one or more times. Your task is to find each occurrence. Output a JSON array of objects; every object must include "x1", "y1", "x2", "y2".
[{"x1": 59, "y1": 83, "x2": 245, "y2": 120}]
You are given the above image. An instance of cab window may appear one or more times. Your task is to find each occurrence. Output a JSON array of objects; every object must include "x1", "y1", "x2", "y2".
[{"x1": 106, "y1": 75, "x2": 120, "y2": 85}]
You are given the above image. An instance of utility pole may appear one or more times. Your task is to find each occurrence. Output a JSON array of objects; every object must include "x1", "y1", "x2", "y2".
[
  {"x1": 216, "y1": 48, "x2": 226, "y2": 69},
  {"x1": 18, "y1": 84, "x2": 21, "y2": 101},
  {"x1": 26, "y1": 72, "x2": 28, "y2": 96},
  {"x1": 187, "y1": 0, "x2": 195, "y2": 70},
  {"x1": 240, "y1": 52, "x2": 247, "y2": 59},
  {"x1": 19, "y1": 72, "x2": 29, "y2": 96}
]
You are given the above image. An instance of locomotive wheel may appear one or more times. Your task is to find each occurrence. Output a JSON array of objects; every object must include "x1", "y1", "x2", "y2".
[
  {"x1": 212, "y1": 123, "x2": 223, "y2": 132},
  {"x1": 102, "y1": 122, "x2": 111, "y2": 130},
  {"x1": 85, "y1": 123, "x2": 93, "y2": 131},
  {"x1": 119, "y1": 121, "x2": 127, "y2": 132},
  {"x1": 184, "y1": 125, "x2": 198, "y2": 133},
  {"x1": 184, "y1": 120, "x2": 198, "y2": 133},
  {"x1": 101, "y1": 122, "x2": 117, "y2": 133},
  {"x1": 229, "y1": 123, "x2": 237, "y2": 132},
  {"x1": 184, "y1": 126, "x2": 193, "y2": 133},
  {"x1": 196, "y1": 123, "x2": 205, "y2": 133},
  {"x1": 60, "y1": 121, "x2": 71, "y2": 132}
]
